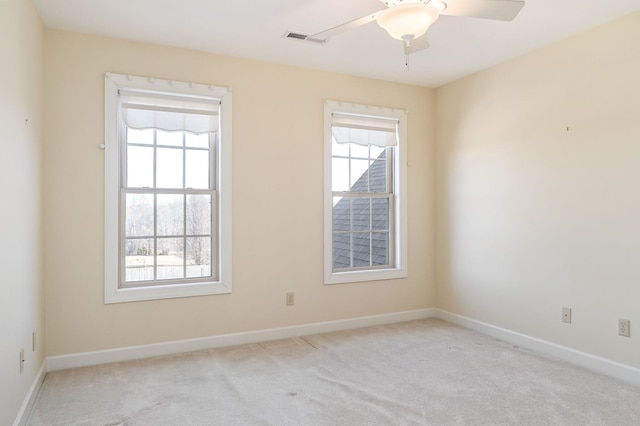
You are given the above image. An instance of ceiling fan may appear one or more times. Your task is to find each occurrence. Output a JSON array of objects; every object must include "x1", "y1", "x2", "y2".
[{"x1": 286, "y1": 0, "x2": 525, "y2": 55}]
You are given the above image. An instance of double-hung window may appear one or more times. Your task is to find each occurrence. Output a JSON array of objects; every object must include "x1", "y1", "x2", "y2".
[
  {"x1": 104, "y1": 73, "x2": 232, "y2": 303},
  {"x1": 324, "y1": 101, "x2": 408, "y2": 284}
]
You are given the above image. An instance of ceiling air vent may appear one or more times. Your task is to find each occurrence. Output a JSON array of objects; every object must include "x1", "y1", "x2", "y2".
[
  {"x1": 283, "y1": 32, "x2": 326, "y2": 44},
  {"x1": 285, "y1": 32, "x2": 307, "y2": 40}
]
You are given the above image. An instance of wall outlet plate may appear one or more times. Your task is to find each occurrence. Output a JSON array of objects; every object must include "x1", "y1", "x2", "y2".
[
  {"x1": 562, "y1": 307, "x2": 572, "y2": 324},
  {"x1": 286, "y1": 292, "x2": 295, "y2": 306},
  {"x1": 618, "y1": 319, "x2": 630, "y2": 337}
]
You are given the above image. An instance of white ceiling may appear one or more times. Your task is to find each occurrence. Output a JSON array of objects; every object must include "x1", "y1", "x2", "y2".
[{"x1": 34, "y1": 0, "x2": 640, "y2": 88}]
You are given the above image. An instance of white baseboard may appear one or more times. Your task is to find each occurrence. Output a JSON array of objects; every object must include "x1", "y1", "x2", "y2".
[
  {"x1": 13, "y1": 360, "x2": 47, "y2": 426},
  {"x1": 45, "y1": 307, "x2": 640, "y2": 386},
  {"x1": 47, "y1": 308, "x2": 437, "y2": 371},
  {"x1": 436, "y1": 309, "x2": 640, "y2": 387}
]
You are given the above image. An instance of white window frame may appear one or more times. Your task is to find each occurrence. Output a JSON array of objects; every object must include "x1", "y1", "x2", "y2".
[
  {"x1": 104, "y1": 73, "x2": 232, "y2": 303},
  {"x1": 324, "y1": 100, "x2": 408, "y2": 285}
]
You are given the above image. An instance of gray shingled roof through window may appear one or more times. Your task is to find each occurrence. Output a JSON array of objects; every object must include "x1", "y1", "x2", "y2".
[{"x1": 332, "y1": 150, "x2": 390, "y2": 269}]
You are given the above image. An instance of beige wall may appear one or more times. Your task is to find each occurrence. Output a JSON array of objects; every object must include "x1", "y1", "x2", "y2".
[
  {"x1": 0, "y1": 0, "x2": 44, "y2": 423},
  {"x1": 436, "y1": 12, "x2": 640, "y2": 368},
  {"x1": 43, "y1": 30, "x2": 436, "y2": 356}
]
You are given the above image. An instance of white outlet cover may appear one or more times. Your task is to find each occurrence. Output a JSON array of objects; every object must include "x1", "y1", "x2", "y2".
[{"x1": 618, "y1": 319, "x2": 630, "y2": 337}]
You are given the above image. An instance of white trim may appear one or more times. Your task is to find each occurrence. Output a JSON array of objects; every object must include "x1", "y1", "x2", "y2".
[
  {"x1": 46, "y1": 309, "x2": 436, "y2": 371},
  {"x1": 13, "y1": 360, "x2": 47, "y2": 426},
  {"x1": 105, "y1": 73, "x2": 230, "y2": 98},
  {"x1": 325, "y1": 267, "x2": 408, "y2": 285},
  {"x1": 103, "y1": 73, "x2": 232, "y2": 303},
  {"x1": 436, "y1": 309, "x2": 640, "y2": 387},
  {"x1": 218, "y1": 91, "x2": 233, "y2": 294},
  {"x1": 323, "y1": 100, "x2": 408, "y2": 285},
  {"x1": 104, "y1": 76, "x2": 120, "y2": 302},
  {"x1": 39, "y1": 309, "x2": 640, "y2": 388}
]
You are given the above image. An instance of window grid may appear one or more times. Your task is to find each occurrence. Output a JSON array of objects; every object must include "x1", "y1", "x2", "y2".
[
  {"x1": 331, "y1": 144, "x2": 394, "y2": 271},
  {"x1": 120, "y1": 128, "x2": 216, "y2": 288}
]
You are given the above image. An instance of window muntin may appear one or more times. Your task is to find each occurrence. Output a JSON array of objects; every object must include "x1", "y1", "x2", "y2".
[
  {"x1": 331, "y1": 143, "x2": 393, "y2": 270},
  {"x1": 121, "y1": 128, "x2": 216, "y2": 287},
  {"x1": 104, "y1": 73, "x2": 232, "y2": 303},
  {"x1": 324, "y1": 101, "x2": 408, "y2": 285}
]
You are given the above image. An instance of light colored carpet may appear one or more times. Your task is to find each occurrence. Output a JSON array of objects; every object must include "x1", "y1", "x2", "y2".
[{"x1": 28, "y1": 319, "x2": 640, "y2": 425}]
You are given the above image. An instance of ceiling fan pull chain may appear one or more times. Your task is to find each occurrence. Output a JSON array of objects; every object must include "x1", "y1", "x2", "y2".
[{"x1": 404, "y1": 41, "x2": 410, "y2": 69}]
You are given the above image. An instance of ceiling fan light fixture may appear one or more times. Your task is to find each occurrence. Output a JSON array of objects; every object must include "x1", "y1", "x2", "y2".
[{"x1": 377, "y1": 3, "x2": 440, "y2": 42}]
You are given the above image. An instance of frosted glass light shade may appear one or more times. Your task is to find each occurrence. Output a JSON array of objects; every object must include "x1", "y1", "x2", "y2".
[{"x1": 377, "y1": 3, "x2": 439, "y2": 41}]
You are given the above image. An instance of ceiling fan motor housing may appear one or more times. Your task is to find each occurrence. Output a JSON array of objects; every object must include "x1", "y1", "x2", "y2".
[{"x1": 377, "y1": 3, "x2": 440, "y2": 41}]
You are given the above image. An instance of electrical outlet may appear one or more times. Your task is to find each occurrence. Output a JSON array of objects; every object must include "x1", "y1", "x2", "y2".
[
  {"x1": 286, "y1": 292, "x2": 295, "y2": 306},
  {"x1": 618, "y1": 319, "x2": 630, "y2": 337},
  {"x1": 19, "y1": 349, "x2": 24, "y2": 373},
  {"x1": 562, "y1": 307, "x2": 572, "y2": 324}
]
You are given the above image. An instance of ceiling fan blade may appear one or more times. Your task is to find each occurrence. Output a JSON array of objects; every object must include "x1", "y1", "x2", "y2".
[
  {"x1": 440, "y1": 0, "x2": 525, "y2": 21},
  {"x1": 309, "y1": 12, "x2": 381, "y2": 41},
  {"x1": 404, "y1": 35, "x2": 429, "y2": 55}
]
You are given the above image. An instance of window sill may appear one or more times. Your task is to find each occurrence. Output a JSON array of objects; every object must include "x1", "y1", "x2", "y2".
[
  {"x1": 324, "y1": 267, "x2": 407, "y2": 285},
  {"x1": 104, "y1": 280, "x2": 231, "y2": 304}
]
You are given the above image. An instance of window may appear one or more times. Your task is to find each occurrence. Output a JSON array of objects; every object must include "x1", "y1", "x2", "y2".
[
  {"x1": 104, "y1": 73, "x2": 232, "y2": 303},
  {"x1": 324, "y1": 101, "x2": 408, "y2": 284}
]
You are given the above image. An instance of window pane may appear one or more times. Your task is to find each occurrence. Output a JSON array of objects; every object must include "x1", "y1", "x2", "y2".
[
  {"x1": 157, "y1": 194, "x2": 184, "y2": 236},
  {"x1": 186, "y1": 194, "x2": 212, "y2": 235},
  {"x1": 332, "y1": 233, "x2": 351, "y2": 269},
  {"x1": 350, "y1": 159, "x2": 369, "y2": 191},
  {"x1": 185, "y1": 149, "x2": 210, "y2": 189},
  {"x1": 331, "y1": 138, "x2": 349, "y2": 157},
  {"x1": 352, "y1": 233, "x2": 371, "y2": 267},
  {"x1": 157, "y1": 238, "x2": 184, "y2": 280},
  {"x1": 157, "y1": 130, "x2": 183, "y2": 147},
  {"x1": 127, "y1": 128, "x2": 153, "y2": 145},
  {"x1": 156, "y1": 148, "x2": 183, "y2": 188},
  {"x1": 125, "y1": 193, "x2": 154, "y2": 237},
  {"x1": 370, "y1": 145, "x2": 384, "y2": 159},
  {"x1": 352, "y1": 198, "x2": 370, "y2": 231},
  {"x1": 127, "y1": 146, "x2": 154, "y2": 188},
  {"x1": 332, "y1": 197, "x2": 350, "y2": 232},
  {"x1": 372, "y1": 198, "x2": 389, "y2": 231},
  {"x1": 125, "y1": 238, "x2": 154, "y2": 282},
  {"x1": 369, "y1": 158, "x2": 387, "y2": 193},
  {"x1": 351, "y1": 143, "x2": 369, "y2": 159},
  {"x1": 186, "y1": 133, "x2": 209, "y2": 148},
  {"x1": 372, "y1": 232, "x2": 389, "y2": 266},
  {"x1": 332, "y1": 158, "x2": 349, "y2": 192},
  {"x1": 186, "y1": 237, "x2": 211, "y2": 278}
]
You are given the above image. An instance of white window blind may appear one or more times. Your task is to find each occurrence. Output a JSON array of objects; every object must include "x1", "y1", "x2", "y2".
[
  {"x1": 331, "y1": 112, "x2": 398, "y2": 147},
  {"x1": 119, "y1": 89, "x2": 220, "y2": 134}
]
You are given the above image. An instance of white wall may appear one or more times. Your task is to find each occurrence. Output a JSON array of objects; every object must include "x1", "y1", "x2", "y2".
[
  {"x1": 436, "y1": 12, "x2": 640, "y2": 368},
  {"x1": 0, "y1": 0, "x2": 44, "y2": 424},
  {"x1": 42, "y1": 30, "x2": 436, "y2": 357}
]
